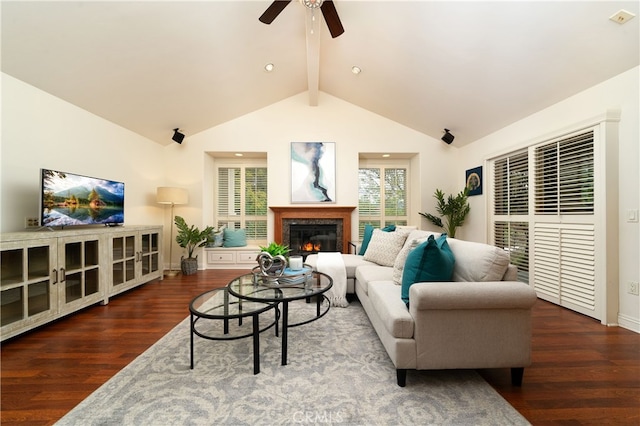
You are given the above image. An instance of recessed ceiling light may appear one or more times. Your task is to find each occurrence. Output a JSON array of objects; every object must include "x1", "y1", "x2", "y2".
[
  {"x1": 235, "y1": 153, "x2": 243, "y2": 157},
  {"x1": 609, "y1": 9, "x2": 635, "y2": 24},
  {"x1": 351, "y1": 66, "x2": 362, "y2": 75},
  {"x1": 264, "y1": 63, "x2": 274, "y2": 72},
  {"x1": 382, "y1": 154, "x2": 390, "y2": 158}
]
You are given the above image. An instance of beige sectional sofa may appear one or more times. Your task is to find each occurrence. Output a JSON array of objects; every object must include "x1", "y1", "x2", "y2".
[{"x1": 306, "y1": 229, "x2": 538, "y2": 387}]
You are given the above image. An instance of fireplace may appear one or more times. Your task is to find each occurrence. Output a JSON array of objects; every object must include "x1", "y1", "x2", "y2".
[
  {"x1": 287, "y1": 222, "x2": 339, "y2": 257},
  {"x1": 270, "y1": 206, "x2": 356, "y2": 255}
]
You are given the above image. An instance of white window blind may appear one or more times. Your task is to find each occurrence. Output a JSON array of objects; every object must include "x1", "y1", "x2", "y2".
[
  {"x1": 534, "y1": 130, "x2": 594, "y2": 215},
  {"x1": 494, "y1": 221, "x2": 529, "y2": 283},
  {"x1": 216, "y1": 162, "x2": 268, "y2": 243},
  {"x1": 533, "y1": 223, "x2": 595, "y2": 310},
  {"x1": 494, "y1": 151, "x2": 528, "y2": 216},
  {"x1": 490, "y1": 125, "x2": 603, "y2": 321},
  {"x1": 358, "y1": 163, "x2": 408, "y2": 238}
]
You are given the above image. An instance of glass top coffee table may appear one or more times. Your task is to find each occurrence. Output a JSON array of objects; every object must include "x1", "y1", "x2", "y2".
[
  {"x1": 189, "y1": 287, "x2": 278, "y2": 374},
  {"x1": 227, "y1": 270, "x2": 333, "y2": 366}
]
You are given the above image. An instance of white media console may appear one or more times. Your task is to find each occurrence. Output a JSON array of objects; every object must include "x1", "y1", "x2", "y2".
[{"x1": 0, "y1": 225, "x2": 162, "y2": 341}]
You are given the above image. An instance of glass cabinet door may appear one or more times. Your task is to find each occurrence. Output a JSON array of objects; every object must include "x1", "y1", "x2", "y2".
[
  {"x1": 112, "y1": 235, "x2": 136, "y2": 287},
  {"x1": 1, "y1": 239, "x2": 57, "y2": 330},
  {"x1": 57, "y1": 236, "x2": 101, "y2": 311},
  {"x1": 139, "y1": 232, "x2": 160, "y2": 278}
]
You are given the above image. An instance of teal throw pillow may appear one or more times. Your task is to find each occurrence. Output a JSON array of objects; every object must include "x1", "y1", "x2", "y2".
[
  {"x1": 223, "y1": 228, "x2": 247, "y2": 247},
  {"x1": 401, "y1": 234, "x2": 455, "y2": 306},
  {"x1": 358, "y1": 224, "x2": 397, "y2": 255}
]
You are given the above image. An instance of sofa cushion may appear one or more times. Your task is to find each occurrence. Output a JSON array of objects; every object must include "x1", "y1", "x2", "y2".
[
  {"x1": 363, "y1": 229, "x2": 408, "y2": 267},
  {"x1": 359, "y1": 224, "x2": 396, "y2": 255},
  {"x1": 355, "y1": 264, "x2": 394, "y2": 295},
  {"x1": 447, "y1": 238, "x2": 510, "y2": 282},
  {"x1": 392, "y1": 230, "x2": 440, "y2": 285},
  {"x1": 368, "y1": 281, "x2": 414, "y2": 339},
  {"x1": 401, "y1": 234, "x2": 455, "y2": 304}
]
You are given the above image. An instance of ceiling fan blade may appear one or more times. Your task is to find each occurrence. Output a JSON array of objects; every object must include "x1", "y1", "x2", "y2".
[
  {"x1": 259, "y1": 1, "x2": 292, "y2": 25},
  {"x1": 320, "y1": 0, "x2": 344, "y2": 38}
]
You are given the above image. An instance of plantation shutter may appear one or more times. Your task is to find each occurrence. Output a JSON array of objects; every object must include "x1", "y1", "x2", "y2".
[
  {"x1": 384, "y1": 168, "x2": 407, "y2": 218},
  {"x1": 492, "y1": 151, "x2": 529, "y2": 283},
  {"x1": 358, "y1": 164, "x2": 409, "y2": 239},
  {"x1": 494, "y1": 152, "x2": 528, "y2": 216},
  {"x1": 494, "y1": 221, "x2": 529, "y2": 283},
  {"x1": 533, "y1": 223, "x2": 595, "y2": 311},
  {"x1": 216, "y1": 164, "x2": 268, "y2": 243},
  {"x1": 244, "y1": 167, "x2": 268, "y2": 240},
  {"x1": 490, "y1": 125, "x2": 604, "y2": 320},
  {"x1": 535, "y1": 131, "x2": 594, "y2": 215}
]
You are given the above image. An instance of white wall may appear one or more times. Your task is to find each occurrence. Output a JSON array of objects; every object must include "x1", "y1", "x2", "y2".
[
  {"x1": 456, "y1": 66, "x2": 640, "y2": 331},
  {"x1": 0, "y1": 73, "x2": 166, "y2": 233},
  {"x1": 163, "y1": 92, "x2": 459, "y2": 243}
]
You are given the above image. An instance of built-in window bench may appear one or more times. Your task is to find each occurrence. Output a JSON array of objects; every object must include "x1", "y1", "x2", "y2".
[{"x1": 204, "y1": 246, "x2": 262, "y2": 269}]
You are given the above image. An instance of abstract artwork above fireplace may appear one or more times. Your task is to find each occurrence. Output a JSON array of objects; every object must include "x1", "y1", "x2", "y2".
[{"x1": 290, "y1": 142, "x2": 335, "y2": 203}]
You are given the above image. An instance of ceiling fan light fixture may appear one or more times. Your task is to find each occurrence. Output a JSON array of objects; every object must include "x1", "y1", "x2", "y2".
[{"x1": 301, "y1": 0, "x2": 323, "y2": 9}]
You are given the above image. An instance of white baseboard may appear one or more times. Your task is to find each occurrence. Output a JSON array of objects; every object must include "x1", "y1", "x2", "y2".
[{"x1": 617, "y1": 313, "x2": 640, "y2": 334}]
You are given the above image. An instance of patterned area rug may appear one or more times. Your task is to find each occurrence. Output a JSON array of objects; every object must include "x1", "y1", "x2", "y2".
[{"x1": 56, "y1": 300, "x2": 530, "y2": 425}]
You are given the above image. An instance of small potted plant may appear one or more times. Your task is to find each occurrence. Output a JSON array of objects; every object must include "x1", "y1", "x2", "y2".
[
  {"x1": 174, "y1": 216, "x2": 214, "y2": 275},
  {"x1": 258, "y1": 241, "x2": 291, "y2": 259},
  {"x1": 257, "y1": 242, "x2": 291, "y2": 277}
]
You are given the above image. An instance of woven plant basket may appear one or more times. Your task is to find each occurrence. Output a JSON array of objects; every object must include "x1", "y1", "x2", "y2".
[{"x1": 181, "y1": 256, "x2": 198, "y2": 275}]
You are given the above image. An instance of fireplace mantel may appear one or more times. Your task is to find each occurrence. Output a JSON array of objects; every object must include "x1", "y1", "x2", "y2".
[{"x1": 270, "y1": 206, "x2": 356, "y2": 254}]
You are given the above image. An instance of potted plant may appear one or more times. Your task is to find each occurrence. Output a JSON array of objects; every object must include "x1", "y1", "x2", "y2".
[
  {"x1": 257, "y1": 242, "x2": 291, "y2": 277},
  {"x1": 174, "y1": 216, "x2": 214, "y2": 275},
  {"x1": 419, "y1": 188, "x2": 470, "y2": 238},
  {"x1": 258, "y1": 241, "x2": 291, "y2": 259}
]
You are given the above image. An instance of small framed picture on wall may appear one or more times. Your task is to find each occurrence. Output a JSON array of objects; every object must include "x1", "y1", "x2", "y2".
[{"x1": 465, "y1": 166, "x2": 482, "y2": 196}]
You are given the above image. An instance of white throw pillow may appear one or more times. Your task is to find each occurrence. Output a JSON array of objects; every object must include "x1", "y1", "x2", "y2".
[
  {"x1": 363, "y1": 229, "x2": 408, "y2": 267},
  {"x1": 447, "y1": 238, "x2": 511, "y2": 282},
  {"x1": 391, "y1": 230, "x2": 439, "y2": 285}
]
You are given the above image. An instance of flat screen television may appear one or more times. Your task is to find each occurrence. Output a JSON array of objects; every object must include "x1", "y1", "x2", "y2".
[{"x1": 40, "y1": 168, "x2": 125, "y2": 227}]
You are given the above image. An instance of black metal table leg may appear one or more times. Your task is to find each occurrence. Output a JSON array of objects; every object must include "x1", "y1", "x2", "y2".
[
  {"x1": 190, "y1": 313, "x2": 195, "y2": 369},
  {"x1": 252, "y1": 313, "x2": 260, "y2": 374},
  {"x1": 281, "y1": 301, "x2": 288, "y2": 365}
]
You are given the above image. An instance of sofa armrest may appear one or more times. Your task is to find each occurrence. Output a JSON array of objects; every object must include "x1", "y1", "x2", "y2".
[{"x1": 409, "y1": 281, "x2": 537, "y2": 311}]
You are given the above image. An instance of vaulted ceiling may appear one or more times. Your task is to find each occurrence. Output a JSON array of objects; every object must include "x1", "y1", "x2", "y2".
[{"x1": 2, "y1": 1, "x2": 638, "y2": 147}]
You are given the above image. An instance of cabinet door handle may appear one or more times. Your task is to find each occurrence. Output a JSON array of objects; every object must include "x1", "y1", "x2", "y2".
[
  {"x1": 60, "y1": 267, "x2": 66, "y2": 282},
  {"x1": 52, "y1": 268, "x2": 58, "y2": 284}
]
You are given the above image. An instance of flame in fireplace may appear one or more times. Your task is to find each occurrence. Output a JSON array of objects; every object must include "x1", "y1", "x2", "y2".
[{"x1": 301, "y1": 242, "x2": 322, "y2": 252}]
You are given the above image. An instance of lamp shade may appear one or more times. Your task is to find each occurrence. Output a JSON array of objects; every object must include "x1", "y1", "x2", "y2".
[{"x1": 156, "y1": 187, "x2": 188, "y2": 205}]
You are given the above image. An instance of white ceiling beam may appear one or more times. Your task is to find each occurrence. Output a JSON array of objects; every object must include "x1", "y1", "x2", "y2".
[{"x1": 305, "y1": 8, "x2": 320, "y2": 106}]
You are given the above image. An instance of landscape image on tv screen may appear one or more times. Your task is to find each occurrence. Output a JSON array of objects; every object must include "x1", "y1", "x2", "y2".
[{"x1": 41, "y1": 169, "x2": 125, "y2": 227}]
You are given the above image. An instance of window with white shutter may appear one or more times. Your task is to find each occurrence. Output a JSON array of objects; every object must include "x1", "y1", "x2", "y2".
[
  {"x1": 489, "y1": 127, "x2": 605, "y2": 321},
  {"x1": 358, "y1": 161, "x2": 409, "y2": 239},
  {"x1": 215, "y1": 160, "x2": 268, "y2": 244},
  {"x1": 492, "y1": 150, "x2": 530, "y2": 283},
  {"x1": 535, "y1": 131, "x2": 594, "y2": 215}
]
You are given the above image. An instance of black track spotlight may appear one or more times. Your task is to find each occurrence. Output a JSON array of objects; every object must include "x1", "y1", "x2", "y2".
[
  {"x1": 441, "y1": 129, "x2": 454, "y2": 145},
  {"x1": 172, "y1": 128, "x2": 185, "y2": 144}
]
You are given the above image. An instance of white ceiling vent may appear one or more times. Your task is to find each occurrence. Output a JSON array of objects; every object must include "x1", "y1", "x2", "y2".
[{"x1": 609, "y1": 9, "x2": 635, "y2": 25}]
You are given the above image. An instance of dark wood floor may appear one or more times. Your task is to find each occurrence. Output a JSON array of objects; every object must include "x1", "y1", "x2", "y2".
[{"x1": 1, "y1": 270, "x2": 639, "y2": 425}]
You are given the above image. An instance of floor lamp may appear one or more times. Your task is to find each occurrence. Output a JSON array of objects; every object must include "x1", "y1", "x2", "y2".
[{"x1": 157, "y1": 187, "x2": 189, "y2": 277}]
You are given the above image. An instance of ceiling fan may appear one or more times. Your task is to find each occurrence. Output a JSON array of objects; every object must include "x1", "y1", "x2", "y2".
[{"x1": 259, "y1": 0, "x2": 345, "y2": 38}]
